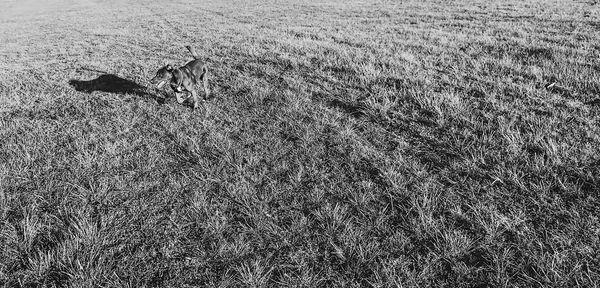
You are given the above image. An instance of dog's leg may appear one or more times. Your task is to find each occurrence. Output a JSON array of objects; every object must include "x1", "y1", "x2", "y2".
[
  {"x1": 191, "y1": 90, "x2": 199, "y2": 110},
  {"x1": 201, "y1": 72, "x2": 210, "y2": 100},
  {"x1": 175, "y1": 92, "x2": 186, "y2": 104}
]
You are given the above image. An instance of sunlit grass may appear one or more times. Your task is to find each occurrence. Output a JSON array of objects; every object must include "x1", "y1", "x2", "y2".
[{"x1": 1, "y1": 0, "x2": 599, "y2": 286}]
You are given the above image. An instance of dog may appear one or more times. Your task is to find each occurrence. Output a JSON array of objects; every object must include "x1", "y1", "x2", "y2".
[{"x1": 150, "y1": 45, "x2": 210, "y2": 109}]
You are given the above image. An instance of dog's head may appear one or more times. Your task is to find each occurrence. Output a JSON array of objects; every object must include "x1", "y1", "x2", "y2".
[{"x1": 150, "y1": 64, "x2": 174, "y2": 89}]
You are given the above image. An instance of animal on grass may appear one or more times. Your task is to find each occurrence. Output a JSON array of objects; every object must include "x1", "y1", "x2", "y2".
[{"x1": 150, "y1": 45, "x2": 210, "y2": 109}]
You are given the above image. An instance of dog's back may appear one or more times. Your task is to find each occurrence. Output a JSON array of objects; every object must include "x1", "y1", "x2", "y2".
[{"x1": 183, "y1": 46, "x2": 207, "y2": 81}]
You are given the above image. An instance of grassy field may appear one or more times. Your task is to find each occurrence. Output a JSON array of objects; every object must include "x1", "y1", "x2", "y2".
[{"x1": 1, "y1": 0, "x2": 599, "y2": 286}]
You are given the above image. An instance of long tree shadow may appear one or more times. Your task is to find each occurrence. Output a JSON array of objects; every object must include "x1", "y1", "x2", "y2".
[{"x1": 69, "y1": 74, "x2": 165, "y2": 104}]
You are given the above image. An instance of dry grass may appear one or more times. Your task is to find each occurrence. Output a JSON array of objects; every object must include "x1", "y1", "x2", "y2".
[{"x1": 1, "y1": 0, "x2": 599, "y2": 287}]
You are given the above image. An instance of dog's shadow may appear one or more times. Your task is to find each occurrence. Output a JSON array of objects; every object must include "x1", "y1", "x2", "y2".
[{"x1": 69, "y1": 74, "x2": 166, "y2": 103}]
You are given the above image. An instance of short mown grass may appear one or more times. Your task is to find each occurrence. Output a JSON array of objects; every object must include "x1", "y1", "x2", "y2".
[{"x1": 1, "y1": 0, "x2": 599, "y2": 287}]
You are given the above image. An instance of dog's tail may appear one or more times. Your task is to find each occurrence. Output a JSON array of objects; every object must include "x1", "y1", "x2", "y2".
[{"x1": 185, "y1": 45, "x2": 200, "y2": 59}]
